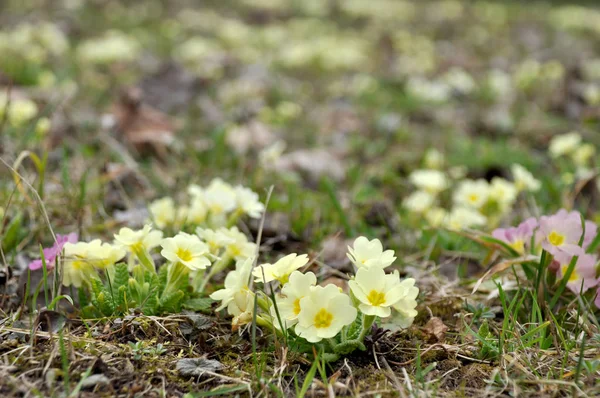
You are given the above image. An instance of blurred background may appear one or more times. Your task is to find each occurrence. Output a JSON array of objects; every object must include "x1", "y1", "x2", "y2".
[{"x1": 1, "y1": 0, "x2": 600, "y2": 243}]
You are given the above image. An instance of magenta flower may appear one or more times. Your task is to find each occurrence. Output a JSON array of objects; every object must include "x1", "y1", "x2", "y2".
[
  {"x1": 492, "y1": 217, "x2": 538, "y2": 255},
  {"x1": 539, "y1": 210, "x2": 585, "y2": 256},
  {"x1": 28, "y1": 233, "x2": 78, "y2": 271},
  {"x1": 553, "y1": 251, "x2": 598, "y2": 294}
]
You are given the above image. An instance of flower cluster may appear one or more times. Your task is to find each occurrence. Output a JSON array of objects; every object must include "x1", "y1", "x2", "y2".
[
  {"x1": 403, "y1": 151, "x2": 540, "y2": 231},
  {"x1": 548, "y1": 132, "x2": 597, "y2": 183},
  {"x1": 26, "y1": 181, "x2": 262, "y2": 317},
  {"x1": 0, "y1": 22, "x2": 67, "y2": 86},
  {"x1": 148, "y1": 178, "x2": 264, "y2": 231},
  {"x1": 210, "y1": 236, "x2": 418, "y2": 357},
  {"x1": 77, "y1": 31, "x2": 141, "y2": 65},
  {"x1": 0, "y1": 93, "x2": 51, "y2": 137},
  {"x1": 492, "y1": 209, "x2": 600, "y2": 305}
]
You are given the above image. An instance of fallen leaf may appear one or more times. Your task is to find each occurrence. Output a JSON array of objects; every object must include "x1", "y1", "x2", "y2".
[
  {"x1": 34, "y1": 309, "x2": 67, "y2": 334},
  {"x1": 80, "y1": 374, "x2": 110, "y2": 390},
  {"x1": 176, "y1": 357, "x2": 223, "y2": 378},
  {"x1": 111, "y1": 87, "x2": 175, "y2": 159},
  {"x1": 422, "y1": 317, "x2": 448, "y2": 343}
]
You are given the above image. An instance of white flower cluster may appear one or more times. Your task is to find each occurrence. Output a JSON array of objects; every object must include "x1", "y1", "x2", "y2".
[
  {"x1": 403, "y1": 150, "x2": 541, "y2": 230},
  {"x1": 62, "y1": 180, "x2": 263, "y2": 290},
  {"x1": 548, "y1": 132, "x2": 597, "y2": 182},
  {"x1": 211, "y1": 237, "x2": 419, "y2": 343},
  {"x1": 77, "y1": 31, "x2": 141, "y2": 65},
  {"x1": 148, "y1": 178, "x2": 265, "y2": 230}
]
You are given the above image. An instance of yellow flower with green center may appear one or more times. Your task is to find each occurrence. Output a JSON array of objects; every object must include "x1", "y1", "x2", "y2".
[{"x1": 349, "y1": 266, "x2": 410, "y2": 317}]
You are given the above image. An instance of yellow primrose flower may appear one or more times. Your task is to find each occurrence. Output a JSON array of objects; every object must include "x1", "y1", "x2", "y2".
[
  {"x1": 77, "y1": 31, "x2": 140, "y2": 64},
  {"x1": 187, "y1": 197, "x2": 208, "y2": 225},
  {"x1": 408, "y1": 169, "x2": 448, "y2": 194},
  {"x1": 234, "y1": 186, "x2": 264, "y2": 219},
  {"x1": 549, "y1": 132, "x2": 581, "y2": 158},
  {"x1": 511, "y1": 164, "x2": 541, "y2": 192},
  {"x1": 210, "y1": 258, "x2": 253, "y2": 311},
  {"x1": 253, "y1": 253, "x2": 309, "y2": 284},
  {"x1": 0, "y1": 95, "x2": 38, "y2": 127},
  {"x1": 391, "y1": 279, "x2": 419, "y2": 327},
  {"x1": 160, "y1": 232, "x2": 211, "y2": 271},
  {"x1": 572, "y1": 143, "x2": 596, "y2": 167},
  {"x1": 271, "y1": 271, "x2": 316, "y2": 329},
  {"x1": 295, "y1": 284, "x2": 357, "y2": 343},
  {"x1": 230, "y1": 289, "x2": 255, "y2": 330},
  {"x1": 425, "y1": 207, "x2": 448, "y2": 227},
  {"x1": 86, "y1": 240, "x2": 126, "y2": 269},
  {"x1": 259, "y1": 140, "x2": 287, "y2": 169},
  {"x1": 444, "y1": 207, "x2": 487, "y2": 230},
  {"x1": 149, "y1": 197, "x2": 177, "y2": 229},
  {"x1": 489, "y1": 177, "x2": 517, "y2": 209},
  {"x1": 423, "y1": 148, "x2": 445, "y2": 169},
  {"x1": 403, "y1": 190, "x2": 435, "y2": 214},
  {"x1": 347, "y1": 237, "x2": 396, "y2": 269},
  {"x1": 453, "y1": 179, "x2": 490, "y2": 209},
  {"x1": 62, "y1": 242, "x2": 98, "y2": 288},
  {"x1": 196, "y1": 227, "x2": 235, "y2": 255},
  {"x1": 219, "y1": 226, "x2": 257, "y2": 260},
  {"x1": 203, "y1": 178, "x2": 237, "y2": 216},
  {"x1": 349, "y1": 267, "x2": 408, "y2": 317},
  {"x1": 114, "y1": 224, "x2": 163, "y2": 253}
]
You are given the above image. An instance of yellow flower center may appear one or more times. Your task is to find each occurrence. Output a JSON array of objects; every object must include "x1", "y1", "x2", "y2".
[
  {"x1": 313, "y1": 308, "x2": 333, "y2": 328},
  {"x1": 176, "y1": 248, "x2": 193, "y2": 262},
  {"x1": 367, "y1": 290, "x2": 386, "y2": 306},
  {"x1": 293, "y1": 298, "x2": 301, "y2": 315},
  {"x1": 468, "y1": 194, "x2": 479, "y2": 203},
  {"x1": 561, "y1": 265, "x2": 579, "y2": 282},
  {"x1": 277, "y1": 273, "x2": 290, "y2": 285},
  {"x1": 229, "y1": 245, "x2": 241, "y2": 257},
  {"x1": 131, "y1": 242, "x2": 143, "y2": 253},
  {"x1": 510, "y1": 240, "x2": 525, "y2": 253},
  {"x1": 548, "y1": 231, "x2": 565, "y2": 247}
]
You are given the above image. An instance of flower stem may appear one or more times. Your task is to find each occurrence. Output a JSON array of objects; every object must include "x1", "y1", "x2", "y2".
[
  {"x1": 226, "y1": 209, "x2": 244, "y2": 228},
  {"x1": 197, "y1": 253, "x2": 232, "y2": 293},
  {"x1": 134, "y1": 246, "x2": 155, "y2": 273},
  {"x1": 162, "y1": 262, "x2": 189, "y2": 299},
  {"x1": 358, "y1": 315, "x2": 376, "y2": 342}
]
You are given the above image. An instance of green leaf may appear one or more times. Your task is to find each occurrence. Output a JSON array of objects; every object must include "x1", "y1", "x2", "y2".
[
  {"x1": 182, "y1": 297, "x2": 214, "y2": 312},
  {"x1": 158, "y1": 265, "x2": 169, "y2": 294},
  {"x1": 159, "y1": 290, "x2": 185, "y2": 313},
  {"x1": 1, "y1": 212, "x2": 23, "y2": 253},
  {"x1": 78, "y1": 287, "x2": 89, "y2": 309},
  {"x1": 113, "y1": 263, "x2": 130, "y2": 292}
]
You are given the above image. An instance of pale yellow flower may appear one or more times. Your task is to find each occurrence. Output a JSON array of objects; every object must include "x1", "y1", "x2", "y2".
[{"x1": 295, "y1": 285, "x2": 357, "y2": 343}]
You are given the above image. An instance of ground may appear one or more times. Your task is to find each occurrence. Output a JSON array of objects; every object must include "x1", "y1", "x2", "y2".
[{"x1": 1, "y1": 0, "x2": 600, "y2": 397}]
